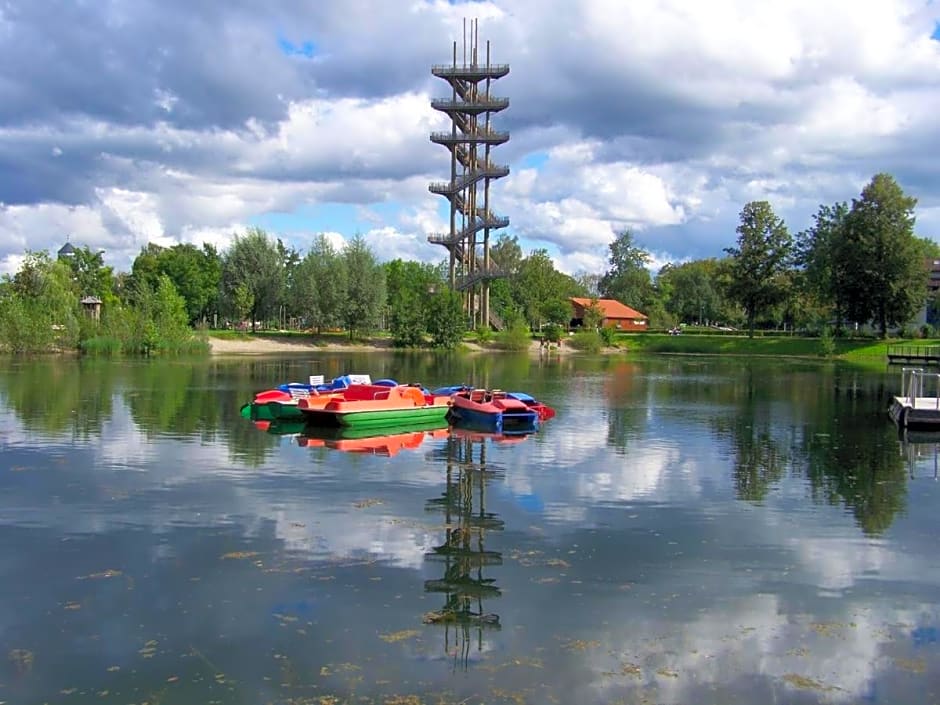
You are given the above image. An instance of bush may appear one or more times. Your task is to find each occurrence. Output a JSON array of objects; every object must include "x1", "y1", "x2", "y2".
[
  {"x1": 542, "y1": 323, "x2": 563, "y2": 344},
  {"x1": 495, "y1": 318, "x2": 532, "y2": 351},
  {"x1": 818, "y1": 325, "x2": 836, "y2": 358},
  {"x1": 598, "y1": 326, "x2": 616, "y2": 347},
  {"x1": 475, "y1": 325, "x2": 493, "y2": 345},
  {"x1": 567, "y1": 330, "x2": 603, "y2": 353},
  {"x1": 80, "y1": 336, "x2": 123, "y2": 357}
]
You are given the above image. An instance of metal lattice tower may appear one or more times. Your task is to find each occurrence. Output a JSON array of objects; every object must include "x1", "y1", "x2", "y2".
[{"x1": 429, "y1": 19, "x2": 509, "y2": 330}]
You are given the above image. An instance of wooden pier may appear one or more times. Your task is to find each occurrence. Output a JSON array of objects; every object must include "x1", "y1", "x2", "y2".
[
  {"x1": 887, "y1": 345, "x2": 940, "y2": 365},
  {"x1": 889, "y1": 367, "x2": 940, "y2": 429}
]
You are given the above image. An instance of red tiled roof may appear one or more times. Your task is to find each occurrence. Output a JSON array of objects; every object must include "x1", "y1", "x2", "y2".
[{"x1": 570, "y1": 297, "x2": 647, "y2": 320}]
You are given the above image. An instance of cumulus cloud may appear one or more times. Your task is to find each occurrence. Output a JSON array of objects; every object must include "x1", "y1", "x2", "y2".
[{"x1": 1, "y1": 0, "x2": 939, "y2": 275}]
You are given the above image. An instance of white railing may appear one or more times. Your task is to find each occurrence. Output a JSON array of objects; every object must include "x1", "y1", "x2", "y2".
[{"x1": 903, "y1": 368, "x2": 940, "y2": 409}]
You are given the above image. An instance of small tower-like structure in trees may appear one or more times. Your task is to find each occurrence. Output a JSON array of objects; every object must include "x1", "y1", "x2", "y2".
[{"x1": 428, "y1": 19, "x2": 510, "y2": 329}]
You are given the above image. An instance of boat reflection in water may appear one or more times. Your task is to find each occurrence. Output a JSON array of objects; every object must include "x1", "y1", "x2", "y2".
[
  {"x1": 296, "y1": 420, "x2": 451, "y2": 457},
  {"x1": 423, "y1": 424, "x2": 515, "y2": 671},
  {"x1": 249, "y1": 416, "x2": 537, "y2": 456}
]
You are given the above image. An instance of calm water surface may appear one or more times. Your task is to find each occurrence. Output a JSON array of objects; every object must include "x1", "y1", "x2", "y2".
[{"x1": 1, "y1": 352, "x2": 939, "y2": 704}]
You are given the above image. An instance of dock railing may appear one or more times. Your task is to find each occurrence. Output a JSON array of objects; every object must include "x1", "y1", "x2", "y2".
[{"x1": 903, "y1": 368, "x2": 940, "y2": 410}]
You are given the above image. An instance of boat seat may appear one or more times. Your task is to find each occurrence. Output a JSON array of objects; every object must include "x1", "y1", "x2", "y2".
[{"x1": 470, "y1": 389, "x2": 487, "y2": 403}]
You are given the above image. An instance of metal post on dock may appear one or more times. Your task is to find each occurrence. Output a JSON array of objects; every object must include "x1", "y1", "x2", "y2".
[{"x1": 901, "y1": 367, "x2": 924, "y2": 406}]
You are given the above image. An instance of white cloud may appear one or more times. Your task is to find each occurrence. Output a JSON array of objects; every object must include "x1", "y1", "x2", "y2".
[{"x1": 0, "y1": 0, "x2": 938, "y2": 276}]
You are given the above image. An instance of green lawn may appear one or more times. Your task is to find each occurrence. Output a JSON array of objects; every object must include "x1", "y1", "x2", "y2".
[{"x1": 614, "y1": 333, "x2": 920, "y2": 361}]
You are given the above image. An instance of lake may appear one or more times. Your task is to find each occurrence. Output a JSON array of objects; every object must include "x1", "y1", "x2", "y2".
[{"x1": 1, "y1": 352, "x2": 938, "y2": 704}]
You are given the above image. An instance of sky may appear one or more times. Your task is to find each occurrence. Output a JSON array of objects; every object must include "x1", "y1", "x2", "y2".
[{"x1": 1, "y1": 0, "x2": 939, "y2": 278}]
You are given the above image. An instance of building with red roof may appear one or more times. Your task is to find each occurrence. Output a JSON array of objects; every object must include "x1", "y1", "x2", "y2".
[{"x1": 569, "y1": 297, "x2": 648, "y2": 331}]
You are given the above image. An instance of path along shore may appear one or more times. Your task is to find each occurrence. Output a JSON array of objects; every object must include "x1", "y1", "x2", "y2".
[{"x1": 207, "y1": 335, "x2": 570, "y2": 356}]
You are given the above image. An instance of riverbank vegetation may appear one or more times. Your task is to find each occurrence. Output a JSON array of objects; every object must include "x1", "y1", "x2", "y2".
[
  {"x1": 1, "y1": 171, "x2": 935, "y2": 357},
  {"x1": 612, "y1": 331, "x2": 893, "y2": 360}
]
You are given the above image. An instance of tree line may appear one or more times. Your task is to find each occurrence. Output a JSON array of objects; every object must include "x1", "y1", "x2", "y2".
[{"x1": 0, "y1": 171, "x2": 933, "y2": 354}]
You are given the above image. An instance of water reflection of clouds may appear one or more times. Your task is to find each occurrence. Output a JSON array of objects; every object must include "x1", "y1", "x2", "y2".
[
  {"x1": 577, "y1": 593, "x2": 936, "y2": 703},
  {"x1": 1, "y1": 394, "x2": 930, "y2": 608},
  {"x1": 2, "y1": 378, "x2": 940, "y2": 701},
  {"x1": 0, "y1": 398, "x2": 451, "y2": 570}
]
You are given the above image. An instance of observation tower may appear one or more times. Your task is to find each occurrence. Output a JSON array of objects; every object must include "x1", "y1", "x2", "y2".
[{"x1": 428, "y1": 19, "x2": 510, "y2": 329}]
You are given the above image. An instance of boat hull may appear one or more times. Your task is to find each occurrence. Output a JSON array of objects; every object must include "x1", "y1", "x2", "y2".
[
  {"x1": 303, "y1": 404, "x2": 449, "y2": 428},
  {"x1": 299, "y1": 384, "x2": 451, "y2": 428},
  {"x1": 241, "y1": 400, "x2": 304, "y2": 421},
  {"x1": 448, "y1": 389, "x2": 539, "y2": 433}
]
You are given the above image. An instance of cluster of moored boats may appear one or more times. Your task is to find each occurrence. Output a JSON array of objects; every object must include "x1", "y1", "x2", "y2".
[{"x1": 239, "y1": 374, "x2": 555, "y2": 435}]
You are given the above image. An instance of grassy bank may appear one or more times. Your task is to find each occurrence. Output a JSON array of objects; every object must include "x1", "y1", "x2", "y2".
[{"x1": 614, "y1": 333, "x2": 904, "y2": 360}]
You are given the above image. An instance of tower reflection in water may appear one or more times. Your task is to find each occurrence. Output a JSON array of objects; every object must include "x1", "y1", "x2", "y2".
[{"x1": 423, "y1": 428, "x2": 521, "y2": 670}]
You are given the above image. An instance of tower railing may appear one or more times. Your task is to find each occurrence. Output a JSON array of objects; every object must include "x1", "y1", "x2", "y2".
[
  {"x1": 431, "y1": 97, "x2": 510, "y2": 113},
  {"x1": 431, "y1": 64, "x2": 510, "y2": 78},
  {"x1": 428, "y1": 163, "x2": 510, "y2": 196},
  {"x1": 430, "y1": 129, "x2": 510, "y2": 145}
]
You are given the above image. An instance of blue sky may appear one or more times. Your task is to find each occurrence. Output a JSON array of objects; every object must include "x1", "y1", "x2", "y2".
[{"x1": 1, "y1": 0, "x2": 940, "y2": 277}]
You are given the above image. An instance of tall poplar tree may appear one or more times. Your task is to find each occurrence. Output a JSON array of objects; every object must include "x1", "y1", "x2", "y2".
[
  {"x1": 343, "y1": 234, "x2": 385, "y2": 339},
  {"x1": 724, "y1": 201, "x2": 793, "y2": 338},
  {"x1": 220, "y1": 228, "x2": 284, "y2": 331},
  {"x1": 796, "y1": 202, "x2": 850, "y2": 333},
  {"x1": 294, "y1": 234, "x2": 347, "y2": 334},
  {"x1": 836, "y1": 173, "x2": 922, "y2": 338},
  {"x1": 599, "y1": 230, "x2": 654, "y2": 311}
]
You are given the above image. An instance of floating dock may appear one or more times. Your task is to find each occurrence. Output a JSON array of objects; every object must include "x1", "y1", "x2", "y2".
[{"x1": 889, "y1": 367, "x2": 940, "y2": 429}]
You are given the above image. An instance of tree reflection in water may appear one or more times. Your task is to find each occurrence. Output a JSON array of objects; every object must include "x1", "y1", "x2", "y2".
[{"x1": 423, "y1": 428, "x2": 510, "y2": 671}]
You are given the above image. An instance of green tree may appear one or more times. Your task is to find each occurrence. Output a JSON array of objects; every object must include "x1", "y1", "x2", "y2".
[
  {"x1": 514, "y1": 249, "x2": 577, "y2": 330},
  {"x1": 232, "y1": 283, "x2": 254, "y2": 327},
  {"x1": 343, "y1": 235, "x2": 386, "y2": 339},
  {"x1": 489, "y1": 234, "x2": 524, "y2": 276},
  {"x1": 131, "y1": 243, "x2": 222, "y2": 325},
  {"x1": 913, "y1": 236, "x2": 940, "y2": 260},
  {"x1": 220, "y1": 228, "x2": 284, "y2": 331},
  {"x1": 427, "y1": 288, "x2": 466, "y2": 349},
  {"x1": 657, "y1": 260, "x2": 721, "y2": 325},
  {"x1": 389, "y1": 289, "x2": 427, "y2": 347},
  {"x1": 600, "y1": 230, "x2": 654, "y2": 312},
  {"x1": 150, "y1": 275, "x2": 192, "y2": 351},
  {"x1": 724, "y1": 201, "x2": 793, "y2": 338},
  {"x1": 795, "y1": 202, "x2": 850, "y2": 333},
  {"x1": 294, "y1": 234, "x2": 347, "y2": 333},
  {"x1": 1, "y1": 253, "x2": 80, "y2": 352},
  {"x1": 384, "y1": 260, "x2": 445, "y2": 347},
  {"x1": 583, "y1": 298, "x2": 604, "y2": 329},
  {"x1": 277, "y1": 239, "x2": 302, "y2": 327},
  {"x1": 836, "y1": 173, "x2": 922, "y2": 338},
  {"x1": 165, "y1": 243, "x2": 221, "y2": 325},
  {"x1": 64, "y1": 246, "x2": 114, "y2": 300}
]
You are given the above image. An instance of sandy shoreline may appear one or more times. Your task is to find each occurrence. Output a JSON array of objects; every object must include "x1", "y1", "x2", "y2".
[{"x1": 207, "y1": 335, "x2": 567, "y2": 355}]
